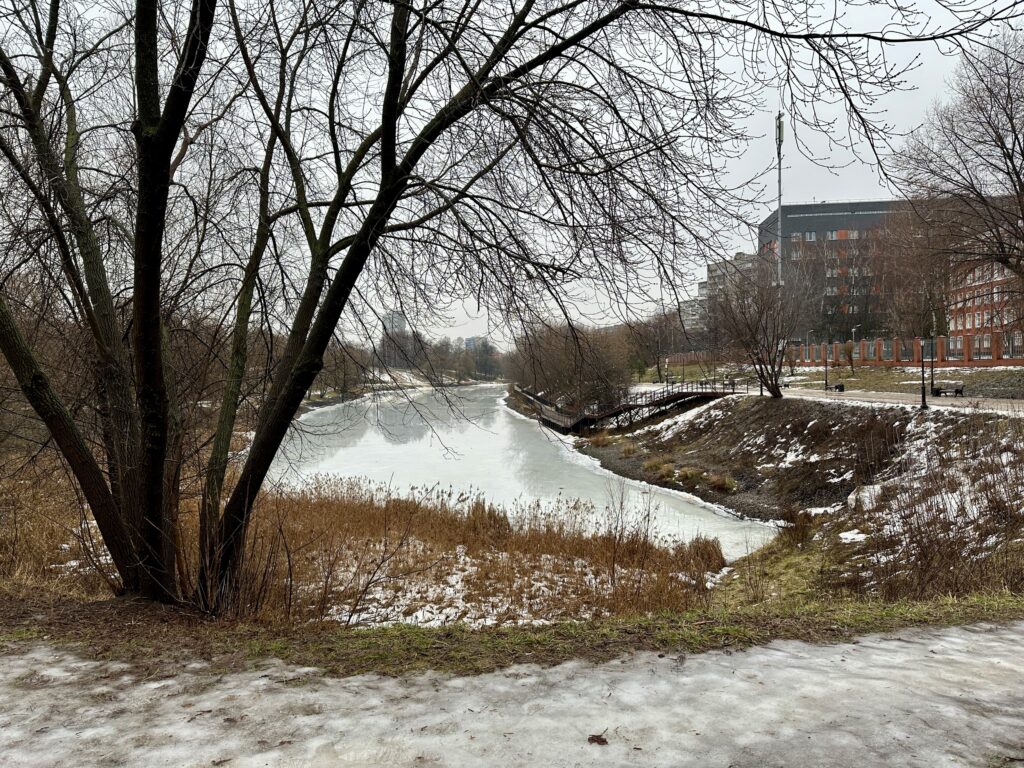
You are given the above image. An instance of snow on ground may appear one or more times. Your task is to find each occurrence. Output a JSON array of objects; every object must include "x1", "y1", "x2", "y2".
[
  {"x1": 3, "y1": 621, "x2": 1024, "y2": 767},
  {"x1": 630, "y1": 395, "x2": 738, "y2": 441},
  {"x1": 628, "y1": 382, "x2": 666, "y2": 394}
]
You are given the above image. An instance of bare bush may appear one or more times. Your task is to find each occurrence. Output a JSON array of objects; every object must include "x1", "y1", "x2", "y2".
[{"x1": 827, "y1": 413, "x2": 1024, "y2": 599}]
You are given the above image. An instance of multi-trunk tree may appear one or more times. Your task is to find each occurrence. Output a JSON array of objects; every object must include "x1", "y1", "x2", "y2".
[{"x1": 0, "y1": 0, "x2": 1018, "y2": 611}]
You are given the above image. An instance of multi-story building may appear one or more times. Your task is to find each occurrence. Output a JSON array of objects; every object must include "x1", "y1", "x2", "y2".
[
  {"x1": 758, "y1": 200, "x2": 900, "y2": 340},
  {"x1": 679, "y1": 280, "x2": 708, "y2": 334},
  {"x1": 705, "y1": 251, "x2": 759, "y2": 297},
  {"x1": 946, "y1": 261, "x2": 1022, "y2": 360}
]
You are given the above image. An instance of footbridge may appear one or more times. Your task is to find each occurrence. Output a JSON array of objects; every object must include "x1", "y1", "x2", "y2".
[{"x1": 512, "y1": 380, "x2": 744, "y2": 434}]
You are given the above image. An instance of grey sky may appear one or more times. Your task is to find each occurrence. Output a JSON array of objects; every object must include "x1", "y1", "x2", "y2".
[{"x1": 433, "y1": 28, "x2": 967, "y2": 345}]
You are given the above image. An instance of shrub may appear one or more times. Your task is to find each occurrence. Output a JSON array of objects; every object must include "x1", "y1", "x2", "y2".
[
  {"x1": 706, "y1": 473, "x2": 737, "y2": 494},
  {"x1": 776, "y1": 508, "x2": 816, "y2": 549}
]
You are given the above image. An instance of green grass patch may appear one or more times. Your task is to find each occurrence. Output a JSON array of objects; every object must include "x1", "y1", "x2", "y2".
[{"x1": 2, "y1": 576, "x2": 1023, "y2": 680}]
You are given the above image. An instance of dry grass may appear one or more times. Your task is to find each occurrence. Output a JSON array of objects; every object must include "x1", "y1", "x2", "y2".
[
  {"x1": 823, "y1": 412, "x2": 1024, "y2": 600},
  {"x1": 706, "y1": 473, "x2": 737, "y2": 494},
  {"x1": 0, "y1": 463, "x2": 114, "y2": 601},
  {"x1": 0, "y1": 466, "x2": 727, "y2": 627},
  {"x1": 226, "y1": 478, "x2": 728, "y2": 624}
]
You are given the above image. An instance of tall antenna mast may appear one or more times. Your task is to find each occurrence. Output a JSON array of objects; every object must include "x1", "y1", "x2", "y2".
[{"x1": 775, "y1": 109, "x2": 784, "y2": 286}]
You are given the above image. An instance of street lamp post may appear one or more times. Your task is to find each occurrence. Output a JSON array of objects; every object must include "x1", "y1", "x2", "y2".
[
  {"x1": 776, "y1": 110, "x2": 784, "y2": 287},
  {"x1": 920, "y1": 339, "x2": 928, "y2": 410},
  {"x1": 824, "y1": 339, "x2": 829, "y2": 391},
  {"x1": 852, "y1": 324, "x2": 861, "y2": 344},
  {"x1": 930, "y1": 309, "x2": 937, "y2": 393}
]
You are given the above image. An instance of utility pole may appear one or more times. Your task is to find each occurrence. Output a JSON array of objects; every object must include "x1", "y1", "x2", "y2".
[{"x1": 775, "y1": 110, "x2": 784, "y2": 287}]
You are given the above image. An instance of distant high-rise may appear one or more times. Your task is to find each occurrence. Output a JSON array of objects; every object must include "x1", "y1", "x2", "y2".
[{"x1": 382, "y1": 310, "x2": 408, "y2": 335}]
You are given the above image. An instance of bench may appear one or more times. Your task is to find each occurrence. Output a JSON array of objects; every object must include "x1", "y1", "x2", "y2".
[
  {"x1": 824, "y1": 383, "x2": 845, "y2": 393},
  {"x1": 931, "y1": 381, "x2": 965, "y2": 398}
]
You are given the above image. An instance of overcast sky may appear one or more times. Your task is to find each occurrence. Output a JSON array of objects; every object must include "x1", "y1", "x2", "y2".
[{"x1": 435, "y1": 29, "x2": 965, "y2": 345}]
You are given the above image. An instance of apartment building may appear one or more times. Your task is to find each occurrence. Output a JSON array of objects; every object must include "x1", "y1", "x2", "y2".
[
  {"x1": 946, "y1": 261, "x2": 1022, "y2": 360},
  {"x1": 758, "y1": 200, "x2": 900, "y2": 340}
]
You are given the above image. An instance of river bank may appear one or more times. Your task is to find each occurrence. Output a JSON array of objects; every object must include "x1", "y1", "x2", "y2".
[
  {"x1": 571, "y1": 396, "x2": 905, "y2": 522},
  {"x1": 504, "y1": 389, "x2": 876, "y2": 522}
]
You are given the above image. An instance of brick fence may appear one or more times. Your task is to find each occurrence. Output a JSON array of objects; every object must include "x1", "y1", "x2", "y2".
[{"x1": 785, "y1": 334, "x2": 1024, "y2": 368}]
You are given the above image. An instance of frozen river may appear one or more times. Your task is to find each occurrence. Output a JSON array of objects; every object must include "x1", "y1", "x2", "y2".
[{"x1": 272, "y1": 383, "x2": 772, "y2": 560}]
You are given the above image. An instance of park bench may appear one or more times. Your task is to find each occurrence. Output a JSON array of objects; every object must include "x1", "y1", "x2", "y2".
[
  {"x1": 825, "y1": 383, "x2": 845, "y2": 393},
  {"x1": 930, "y1": 380, "x2": 965, "y2": 398}
]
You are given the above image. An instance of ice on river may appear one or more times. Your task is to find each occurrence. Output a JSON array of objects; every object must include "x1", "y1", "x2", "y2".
[{"x1": 272, "y1": 384, "x2": 772, "y2": 560}]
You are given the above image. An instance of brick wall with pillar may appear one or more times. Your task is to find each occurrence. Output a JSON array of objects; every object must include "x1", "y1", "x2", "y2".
[
  {"x1": 893, "y1": 337, "x2": 901, "y2": 362},
  {"x1": 936, "y1": 336, "x2": 946, "y2": 363}
]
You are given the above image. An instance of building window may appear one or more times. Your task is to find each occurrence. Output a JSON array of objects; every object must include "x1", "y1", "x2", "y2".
[
  {"x1": 790, "y1": 232, "x2": 802, "y2": 242},
  {"x1": 826, "y1": 230, "x2": 838, "y2": 240},
  {"x1": 805, "y1": 231, "x2": 817, "y2": 242},
  {"x1": 975, "y1": 312, "x2": 982, "y2": 329},
  {"x1": 849, "y1": 229, "x2": 860, "y2": 240}
]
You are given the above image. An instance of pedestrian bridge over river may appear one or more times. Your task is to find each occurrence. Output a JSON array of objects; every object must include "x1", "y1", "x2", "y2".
[{"x1": 513, "y1": 380, "x2": 744, "y2": 434}]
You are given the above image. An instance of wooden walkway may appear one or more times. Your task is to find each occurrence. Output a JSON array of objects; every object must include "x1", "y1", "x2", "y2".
[{"x1": 514, "y1": 381, "x2": 743, "y2": 434}]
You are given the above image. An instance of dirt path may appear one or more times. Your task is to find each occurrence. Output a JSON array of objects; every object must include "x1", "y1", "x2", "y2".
[{"x1": 2, "y1": 621, "x2": 1023, "y2": 767}]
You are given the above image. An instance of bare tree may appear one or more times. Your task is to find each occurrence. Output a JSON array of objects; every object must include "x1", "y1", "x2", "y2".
[
  {"x1": 0, "y1": 0, "x2": 1018, "y2": 610},
  {"x1": 896, "y1": 30, "x2": 1024, "y2": 283},
  {"x1": 506, "y1": 323, "x2": 631, "y2": 409},
  {"x1": 873, "y1": 204, "x2": 953, "y2": 338},
  {"x1": 711, "y1": 256, "x2": 810, "y2": 397}
]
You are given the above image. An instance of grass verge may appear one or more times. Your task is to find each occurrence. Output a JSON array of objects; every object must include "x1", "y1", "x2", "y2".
[{"x1": 3, "y1": 569, "x2": 1023, "y2": 680}]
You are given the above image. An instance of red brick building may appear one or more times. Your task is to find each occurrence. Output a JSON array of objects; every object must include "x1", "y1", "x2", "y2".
[{"x1": 946, "y1": 261, "x2": 1022, "y2": 361}]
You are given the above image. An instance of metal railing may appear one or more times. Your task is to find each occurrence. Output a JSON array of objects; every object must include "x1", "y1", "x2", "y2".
[{"x1": 515, "y1": 380, "x2": 743, "y2": 431}]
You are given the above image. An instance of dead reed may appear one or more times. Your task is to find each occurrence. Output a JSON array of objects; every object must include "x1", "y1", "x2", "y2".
[{"x1": 1, "y1": 466, "x2": 727, "y2": 626}]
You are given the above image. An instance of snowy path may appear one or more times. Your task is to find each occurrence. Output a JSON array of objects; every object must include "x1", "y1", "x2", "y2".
[
  {"x1": 788, "y1": 386, "x2": 1022, "y2": 414},
  {"x1": 2, "y1": 621, "x2": 1024, "y2": 767}
]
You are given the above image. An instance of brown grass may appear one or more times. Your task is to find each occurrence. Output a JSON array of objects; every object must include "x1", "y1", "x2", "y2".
[
  {"x1": 706, "y1": 473, "x2": 737, "y2": 494},
  {"x1": 0, "y1": 463, "x2": 114, "y2": 601},
  {"x1": 1, "y1": 466, "x2": 728, "y2": 626},
  {"x1": 823, "y1": 412, "x2": 1024, "y2": 600}
]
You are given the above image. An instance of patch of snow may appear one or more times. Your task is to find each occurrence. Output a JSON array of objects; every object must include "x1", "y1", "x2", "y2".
[
  {"x1": 4, "y1": 622, "x2": 1024, "y2": 766},
  {"x1": 838, "y1": 529, "x2": 868, "y2": 543},
  {"x1": 848, "y1": 485, "x2": 882, "y2": 512}
]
